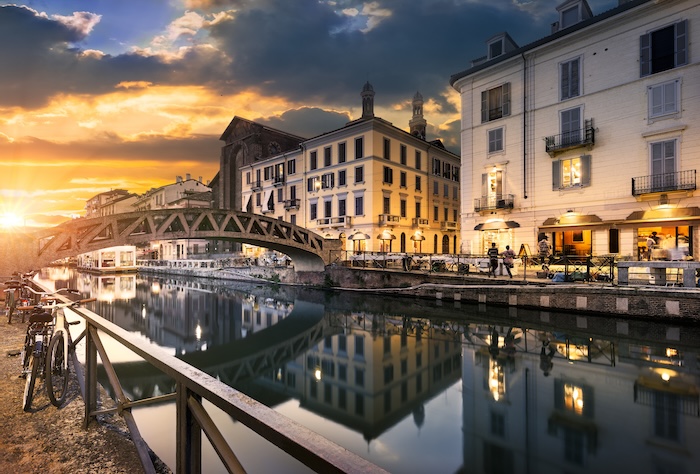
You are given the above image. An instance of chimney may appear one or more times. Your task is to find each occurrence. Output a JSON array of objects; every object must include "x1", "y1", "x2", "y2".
[{"x1": 186, "y1": 173, "x2": 191, "y2": 181}]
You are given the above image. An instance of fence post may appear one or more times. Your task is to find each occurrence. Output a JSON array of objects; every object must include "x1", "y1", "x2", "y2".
[
  {"x1": 84, "y1": 322, "x2": 98, "y2": 429},
  {"x1": 176, "y1": 382, "x2": 202, "y2": 474}
]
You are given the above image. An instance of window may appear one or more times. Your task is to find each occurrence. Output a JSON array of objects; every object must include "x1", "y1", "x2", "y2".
[
  {"x1": 443, "y1": 162, "x2": 451, "y2": 179},
  {"x1": 432, "y1": 158, "x2": 441, "y2": 175},
  {"x1": 400, "y1": 171, "x2": 407, "y2": 188},
  {"x1": 277, "y1": 188, "x2": 283, "y2": 202},
  {"x1": 560, "y1": 107, "x2": 581, "y2": 146},
  {"x1": 338, "y1": 169, "x2": 346, "y2": 186},
  {"x1": 324, "y1": 147, "x2": 332, "y2": 167},
  {"x1": 355, "y1": 137, "x2": 364, "y2": 159},
  {"x1": 415, "y1": 202, "x2": 421, "y2": 219},
  {"x1": 321, "y1": 172, "x2": 335, "y2": 189},
  {"x1": 310, "y1": 151, "x2": 317, "y2": 170},
  {"x1": 552, "y1": 155, "x2": 591, "y2": 189},
  {"x1": 443, "y1": 207, "x2": 449, "y2": 221},
  {"x1": 338, "y1": 142, "x2": 346, "y2": 163},
  {"x1": 383, "y1": 138, "x2": 391, "y2": 160},
  {"x1": 443, "y1": 183, "x2": 449, "y2": 198},
  {"x1": 400, "y1": 199, "x2": 406, "y2": 218},
  {"x1": 338, "y1": 198, "x2": 346, "y2": 216},
  {"x1": 640, "y1": 20, "x2": 687, "y2": 77},
  {"x1": 415, "y1": 176, "x2": 422, "y2": 191},
  {"x1": 289, "y1": 185, "x2": 296, "y2": 200},
  {"x1": 355, "y1": 165, "x2": 364, "y2": 183},
  {"x1": 245, "y1": 171, "x2": 250, "y2": 184},
  {"x1": 355, "y1": 195, "x2": 364, "y2": 215},
  {"x1": 400, "y1": 145, "x2": 407, "y2": 165},
  {"x1": 264, "y1": 166, "x2": 272, "y2": 180},
  {"x1": 433, "y1": 180, "x2": 438, "y2": 195},
  {"x1": 324, "y1": 199, "x2": 332, "y2": 218},
  {"x1": 383, "y1": 196, "x2": 390, "y2": 214},
  {"x1": 560, "y1": 57, "x2": 580, "y2": 100},
  {"x1": 453, "y1": 186, "x2": 458, "y2": 200},
  {"x1": 481, "y1": 83, "x2": 510, "y2": 123},
  {"x1": 310, "y1": 202, "x2": 317, "y2": 220},
  {"x1": 287, "y1": 159, "x2": 296, "y2": 175},
  {"x1": 415, "y1": 151, "x2": 422, "y2": 170},
  {"x1": 648, "y1": 79, "x2": 680, "y2": 119},
  {"x1": 307, "y1": 177, "x2": 320, "y2": 192},
  {"x1": 489, "y1": 128, "x2": 503, "y2": 153},
  {"x1": 255, "y1": 193, "x2": 261, "y2": 206},
  {"x1": 488, "y1": 38, "x2": 503, "y2": 59},
  {"x1": 650, "y1": 139, "x2": 677, "y2": 191},
  {"x1": 560, "y1": 5, "x2": 580, "y2": 29},
  {"x1": 355, "y1": 335, "x2": 364, "y2": 357},
  {"x1": 433, "y1": 206, "x2": 438, "y2": 221},
  {"x1": 383, "y1": 166, "x2": 393, "y2": 184}
]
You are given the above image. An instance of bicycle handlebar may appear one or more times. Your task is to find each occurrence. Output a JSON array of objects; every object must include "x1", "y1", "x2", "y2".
[
  {"x1": 22, "y1": 286, "x2": 80, "y2": 296},
  {"x1": 14, "y1": 298, "x2": 97, "y2": 312}
]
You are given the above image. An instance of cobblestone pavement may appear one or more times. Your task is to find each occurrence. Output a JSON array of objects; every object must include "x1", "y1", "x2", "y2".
[{"x1": 0, "y1": 311, "x2": 171, "y2": 474}]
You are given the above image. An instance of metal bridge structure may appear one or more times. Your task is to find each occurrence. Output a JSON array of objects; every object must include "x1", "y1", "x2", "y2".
[{"x1": 0, "y1": 209, "x2": 340, "y2": 276}]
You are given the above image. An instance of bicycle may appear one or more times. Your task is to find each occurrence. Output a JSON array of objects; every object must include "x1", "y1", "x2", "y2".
[
  {"x1": 4, "y1": 272, "x2": 36, "y2": 324},
  {"x1": 18, "y1": 290, "x2": 95, "y2": 410}
]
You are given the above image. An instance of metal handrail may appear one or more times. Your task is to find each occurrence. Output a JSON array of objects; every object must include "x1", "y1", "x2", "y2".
[{"x1": 53, "y1": 293, "x2": 387, "y2": 474}]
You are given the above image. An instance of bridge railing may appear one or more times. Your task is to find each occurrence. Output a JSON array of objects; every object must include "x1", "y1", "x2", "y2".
[{"x1": 43, "y1": 285, "x2": 387, "y2": 474}]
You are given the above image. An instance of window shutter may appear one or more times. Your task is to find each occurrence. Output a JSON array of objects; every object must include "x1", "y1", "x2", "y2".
[
  {"x1": 561, "y1": 62, "x2": 570, "y2": 100},
  {"x1": 640, "y1": 32, "x2": 651, "y2": 77},
  {"x1": 502, "y1": 83, "x2": 511, "y2": 116},
  {"x1": 481, "y1": 173, "x2": 488, "y2": 197},
  {"x1": 580, "y1": 155, "x2": 591, "y2": 187},
  {"x1": 571, "y1": 59, "x2": 579, "y2": 97},
  {"x1": 552, "y1": 161, "x2": 561, "y2": 190},
  {"x1": 481, "y1": 90, "x2": 488, "y2": 123},
  {"x1": 676, "y1": 20, "x2": 688, "y2": 67}
]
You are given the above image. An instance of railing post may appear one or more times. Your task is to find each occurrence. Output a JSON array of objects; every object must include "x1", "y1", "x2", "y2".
[
  {"x1": 176, "y1": 382, "x2": 202, "y2": 474},
  {"x1": 84, "y1": 322, "x2": 98, "y2": 429}
]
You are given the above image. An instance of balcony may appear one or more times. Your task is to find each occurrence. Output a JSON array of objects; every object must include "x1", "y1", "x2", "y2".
[
  {"x1": 474, "y1": 194, "x2": 514, "y2": 212},
  {"x1": 378, "y1": 214, "x2": 400, "y2": 227},
  {"x1": 632, "y1": 170, "x2": 696, "y2": 196},
  {"x1": 316, "y1": 217, "x2": 331, "y2": 227},
  {"x1": 261, "y1": 206, "x2": 274, "y2": 214},
  {"x1": 251, "y1": 180, "x2": 262, "y2": 191},
  {"x1": 284, "y1": 199, "x2": 300, "y2": 210},
  {"x1": 545, "y1": 119, "x2": 595, "y2": 156},
  {"x1": 273, "y1": 175, "x2": 285, "y2": 187},
  {"x1": 330, "y1": 216, "x2": 352, "y2": 227},
  {"x1": 412, "y1": 218, "x2": 429, "y2": 229},
  {"x1": 440, "y1": 221, "x2": 458, "y2": 232}
]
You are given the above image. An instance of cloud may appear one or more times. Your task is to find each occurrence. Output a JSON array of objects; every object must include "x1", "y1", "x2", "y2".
[{"x1": 257, "y1": 107, "x2": 351, "y2": 139}]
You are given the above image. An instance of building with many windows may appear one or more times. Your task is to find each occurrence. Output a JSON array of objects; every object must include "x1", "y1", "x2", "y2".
[
  {"x1": 238, "y1": 83, "x2": 461, "y2": 255},
  {"x1": 451, "y1": 0, "x2": 699, "y2": 260}
]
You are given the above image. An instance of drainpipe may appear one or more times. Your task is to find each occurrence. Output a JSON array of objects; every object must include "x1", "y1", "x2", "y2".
[{"x1": 522, "y1": 53, "x2": 528, "y2": 200}]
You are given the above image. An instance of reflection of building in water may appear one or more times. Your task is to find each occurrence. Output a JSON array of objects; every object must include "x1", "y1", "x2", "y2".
[
  {"x1": 76, "y1": 274, "x2": 137, "y2": 302},
  {"x1": 256, "y1": 313, "x2": 462, "y2": 442},
  {"x1": 461, "y1": 324, "x2": 700, "y2": 474},
  {"x1": 240, "y1": 294, "x2": 294, "y2": 338}
]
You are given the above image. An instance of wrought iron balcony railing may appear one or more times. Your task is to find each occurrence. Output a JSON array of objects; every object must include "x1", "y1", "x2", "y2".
[
  {"x1": 545, "y1": 119, "x2": 595, "y2": 156},
  {"x1": 273, "y1": 175, "x2": 285, "y2": 186},
  {"x1": 631, "y1": 170, "x2": 696, "y2": 196},
  {"x1": 251, "y1": 180, "x2": 262, "y2": 191},
  {"x1": 474, "y1": 194, "x2": 514, "y2": 212}
]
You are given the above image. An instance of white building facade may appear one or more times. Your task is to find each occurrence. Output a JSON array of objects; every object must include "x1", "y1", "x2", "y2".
[{"x1": 451, "y1": 0, "x2": 700, "y2": 260}]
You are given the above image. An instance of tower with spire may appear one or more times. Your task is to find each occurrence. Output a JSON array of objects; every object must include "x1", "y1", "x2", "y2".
[
  {"x1": 409, "y1": 91, "x2": 427, "y2": 140},
  {"x1": 361, "y1": 81, "x2": 375, "y2": 119}
]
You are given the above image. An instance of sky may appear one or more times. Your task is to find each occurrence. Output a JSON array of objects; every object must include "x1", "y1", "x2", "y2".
[{"x1": 0, "y1": 0, "x2": 619, "y2": 229}]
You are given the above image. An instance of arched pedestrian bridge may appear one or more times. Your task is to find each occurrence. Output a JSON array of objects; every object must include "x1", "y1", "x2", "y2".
[{"x1": 0, "y1": 209, "x2": 340, "y2": 276}]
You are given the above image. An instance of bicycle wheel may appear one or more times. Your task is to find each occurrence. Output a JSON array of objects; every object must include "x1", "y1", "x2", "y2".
[
  {"x1": 46, "y1": 333, "x2": 69, "y2": 407},
  {"x1": 22, "y1": 350, "x2": 40, "y2": 411}
]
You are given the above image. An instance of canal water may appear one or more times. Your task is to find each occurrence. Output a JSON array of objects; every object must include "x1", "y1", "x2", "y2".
[{"x1": 36, "y1": 267, "x2": 700, "y2": 474}]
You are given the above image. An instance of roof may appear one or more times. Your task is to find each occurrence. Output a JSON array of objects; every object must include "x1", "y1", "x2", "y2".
[{"x1": 449, "y1": 0, "x2": 652, "y2": 88}]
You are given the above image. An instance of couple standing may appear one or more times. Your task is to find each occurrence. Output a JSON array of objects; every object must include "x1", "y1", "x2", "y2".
[{"x1": 487, "y1": 243, "x2": 516, "y2": 278}]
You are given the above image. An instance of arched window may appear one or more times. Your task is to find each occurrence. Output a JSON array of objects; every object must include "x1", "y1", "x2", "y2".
[
  {"x1": 400, "y1": 233, "x2": 406, "y2": 253},
  {"x1": 442, "y1": 235, "x2": 450, "y2": 254},
  {"x1": 433, "y1": 235, "x2": 438, "y2": 254}
]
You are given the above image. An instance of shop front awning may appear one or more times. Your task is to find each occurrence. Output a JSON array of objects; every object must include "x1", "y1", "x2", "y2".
[
  {"x1": 623, "y1": 207, "x2": 700, "y2": 225},
  {"x1": 474, "y1": 220, "x2": 520, "y2": 231},
  {"x1": 539, "y1": 214, "x2": 604, "y2": 231}
]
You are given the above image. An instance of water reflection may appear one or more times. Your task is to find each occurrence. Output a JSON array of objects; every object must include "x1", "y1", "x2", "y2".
[{"x1": 35, "y1": 268, "x2": 700, "y2": 474}]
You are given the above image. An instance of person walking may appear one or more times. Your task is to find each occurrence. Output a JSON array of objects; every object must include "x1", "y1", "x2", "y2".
[
  {"x1": 487, "y1": 242, "x2": 499, "y2": 277},
  {"x1": 538, "y1": 235, "x2": 551, "y2": 266},
  {"x1": 646, "y1": 231, "x2": 657, "y2": 261},
  {"x1": 502, "y1": 245, "x2": 516, "y2": 278}
]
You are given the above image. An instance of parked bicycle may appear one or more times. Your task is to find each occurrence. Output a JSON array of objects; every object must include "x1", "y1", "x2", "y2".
[
  {"x1": 18, "y1": 289, "x2": 95, "y2": 410},
  {"x1": 4, "y1": 271, "x2": 37, "y2": 323}
]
